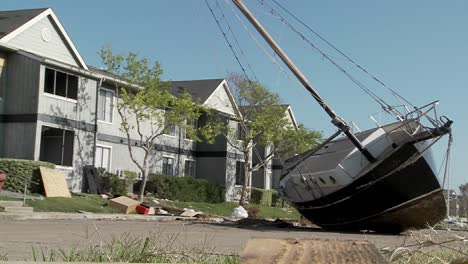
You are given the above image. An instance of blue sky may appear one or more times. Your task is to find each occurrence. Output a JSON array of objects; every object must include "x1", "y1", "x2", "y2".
[{"x1": 1, "y1": 0, "x2": 466, "y2": 190}]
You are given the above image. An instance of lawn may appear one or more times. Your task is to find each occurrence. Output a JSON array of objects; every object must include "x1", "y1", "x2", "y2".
[
  {"x1": 174, "y1": 201, "x2": 301, "y2": 219},
  {"x1": 1, "y1": 192, "x2": 300, "y2": 218},
  {"x1": 0, "y1": 193, "x2": 118, "y2": 213}
]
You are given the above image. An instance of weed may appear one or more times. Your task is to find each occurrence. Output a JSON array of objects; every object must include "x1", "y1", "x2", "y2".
[
  {"x1": 30, "y1": 228, "x2": 240, "y2": 263},
  {"x1": 381, "y1": 226, "x2": 468, "y2": 263}
]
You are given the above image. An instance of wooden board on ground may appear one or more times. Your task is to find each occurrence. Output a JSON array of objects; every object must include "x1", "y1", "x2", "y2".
[
  {"x1": 39, "y1": 167, "x2": 71, "y2": 198},
  {"x1": 109, "y1": 196, "x2": 140, "y2": 214},
  {"x1": 241, "y1": 238, "x2": 388, "y2": 264}
]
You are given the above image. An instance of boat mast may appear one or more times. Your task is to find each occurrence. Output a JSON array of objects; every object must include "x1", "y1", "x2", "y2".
[{"x1": 231, "y1": 0, "x2": 376, "y2": 163}]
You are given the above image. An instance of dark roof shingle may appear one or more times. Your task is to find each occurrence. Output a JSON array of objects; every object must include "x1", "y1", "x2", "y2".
[
  {"x1": 0, "y1": 8, "x2": 48, "y2": 39},
  {"x1": 170, "y1": 79, "x2": 224, "y2": 103}
]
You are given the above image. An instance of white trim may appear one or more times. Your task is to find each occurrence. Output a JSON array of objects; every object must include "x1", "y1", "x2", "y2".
[
  {"x1": 285, "y1": 105, "x2": 298, "y2": 129},
  {"x1": 97, "y1": 87, "x2": 115, "y2": 124},
  {"x1": 95, "y1": 144, "x2": 113, "y2": 172},
  {"x1": 0, "y1": 8, "x2": 88, "y2": 70},
  {"x1": 55, "y1": 165, "x2": 74, "y2": 170},
  {"x1": 43, "y1": 92, "x2": 78, "y2": 104},
  {"x1": 221, "y1": 80, "x2": 244, "y2": 119}
]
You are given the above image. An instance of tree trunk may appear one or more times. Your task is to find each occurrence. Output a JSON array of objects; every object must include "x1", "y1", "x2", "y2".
[
  {"x1": 137, "y1": 170, "x2": 148, "y2": 202},
  {"x1": 239, "y1": 152, "x2": 250, "y2": 206}
]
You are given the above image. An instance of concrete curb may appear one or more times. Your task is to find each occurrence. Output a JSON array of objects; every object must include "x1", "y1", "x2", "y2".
[{"x1": 0, "y1": 212, "x2": 194, "y2": 222}]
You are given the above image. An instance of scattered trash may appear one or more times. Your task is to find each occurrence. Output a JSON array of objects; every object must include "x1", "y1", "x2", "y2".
[
  {"x1": 232, "y1": 206, "x2": 248, "y2": 218},
  {"x1": 77, "y1": 210, "x2": 92, "y2": 214},
  {"x1": 136, "y1": 204, "x2": 150, "y2": 215},
  {"x1": 180, "y1": 208, "x2": 203, "y2": 217},
  {"x1": 158, "y1": 209, "x2": 169, "y2": 215},
  {"x1": 100, "y1": 194, "x2": 109, "y2": 199},
  {"x1": 152, "y1": 199, "x2": 160, "y2": 205}
]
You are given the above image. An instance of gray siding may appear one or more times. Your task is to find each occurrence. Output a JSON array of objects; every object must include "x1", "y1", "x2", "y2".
[
  {"x1": 0, "y1": 53, "x2": 6, "y2": 154},
  {"x1": 2, "y1": 122, "x2": 36, "y2": 159},
  {"x1": 4, "y1": 53, "x2": 40, "y2": 114},
  {"x1": 37, "y1": 65, "x2": 97, "y2": 125},
  {"x1": 7, "y1": 16, "x2": 79, "y2": 67},
  {"x1": 35, "y1": 120, "x2": 95, "y2": 192}
]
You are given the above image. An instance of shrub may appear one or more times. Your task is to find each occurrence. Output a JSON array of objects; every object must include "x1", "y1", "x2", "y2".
[
  {"x1": 101, "y1": 171, "x2": 127, "y2": 196},
  {"x1": 272, "y1": 191, "x2": 289, "y2": 208},
  {"x1": 250, "y1": 188, "x2": 273, "y2": 206},
  {"x1": 246, "y1": 204, "x2": 260, "y2": 219},
  {"x1": 146, "y1": 174, "x2": 224, "y2": 203},
  {"x1": 0, "y1": 159, "x2": 55, "y2": 193}
]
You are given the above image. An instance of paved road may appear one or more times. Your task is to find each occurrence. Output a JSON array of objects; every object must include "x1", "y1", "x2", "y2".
[{"x1": 0, "y1": 219, "x2": 446, "y2": 260}]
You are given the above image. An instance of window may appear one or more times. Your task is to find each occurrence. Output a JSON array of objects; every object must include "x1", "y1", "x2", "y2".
[
  {"x1": 39, "y1": 126, "x2": 74, "y2": 166},
  {"x1": 184, "y1": 160, "x2": 196, "y2": 177},
  {"x1": 162, "y1": 157, "x2": 174, "y2": 175},
  {"x1": 44, "y1": 68, "x2": 78, "y2": 100},
  {"x1": 185, "y1": 119, "x2": 197, "y2": 140},
  {"x1": 235, "y1": 161, "x2": 245, "y2": 185},
  {"x1": 164, "y1": 109, "x2": 176, "y2": 136},
  {"x1": 95, "y1": 145, "x2": 111, "y2": 171},
  {"x1": 98, "y1": 88, "x2": 114, "y2": 122},
  {"x1": 236, "y1": 122, "x2": 245, "y2": 140}
]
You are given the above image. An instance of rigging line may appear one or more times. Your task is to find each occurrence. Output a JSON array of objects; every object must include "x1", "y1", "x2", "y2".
[
  {"x1": 224, "y1": 0, "x2": 327, "y2": 105},
  {"x1": 204, "y1": 0, "x2": 254, "y2": 81},
  {"x1": 255, "y1": 0, "x2": 392, "y2": 111},
  {"x1": 224, "y1": 0, "x2": 323, "y2": 108},
  {"x1": 213, "y1": 0, "x2": 259, "y2": 82},
  {"x1": 441, "y1": 133, "x2": 453, "y2": 189},
  {"x1": 266, "y1": 0, "x2": 416, "y2": 109},
  {"x1": 207, "y1": 0, "x2": 269, "y2": 168}
]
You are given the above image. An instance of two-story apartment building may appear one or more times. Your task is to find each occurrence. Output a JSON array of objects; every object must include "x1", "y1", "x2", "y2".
[{"x1": 0, "y1": 7, "x2": 296, "y2": 200}]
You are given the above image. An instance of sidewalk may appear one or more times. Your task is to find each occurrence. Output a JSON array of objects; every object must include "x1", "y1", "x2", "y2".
[{"x1": 0, "y1": 211, "x2": 193, "y2": 221}]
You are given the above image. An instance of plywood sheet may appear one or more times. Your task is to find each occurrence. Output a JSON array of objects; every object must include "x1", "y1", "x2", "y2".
[
  {"x1": 241, "y1": 238, "x2": 388, "y2": 264},
  {"x1": 39, "y1": 167, "x2": 71, "y2": 198}
]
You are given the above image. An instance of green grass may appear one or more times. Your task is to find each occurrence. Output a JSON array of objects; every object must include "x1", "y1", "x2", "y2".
[
  {"x1": 174, "y1": 201, "x2": 301, "y2": 219},
  {"x1": 1, "y1": 193, "x2": 119, "y2": 213},
  {"x1": 27, "y1": 194, "x2": 119, "y2": 213}
]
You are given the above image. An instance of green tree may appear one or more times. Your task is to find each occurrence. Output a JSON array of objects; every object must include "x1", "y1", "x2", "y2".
[
  {"x1": 227, "y1": 73, "x2": 290, "y2": 206},
  {"x1": 99, "y1": 47, "x2": 222, "y2": 201},
  {"x1": 275, "y1": 124, "x2": 322, "y2": 160}
]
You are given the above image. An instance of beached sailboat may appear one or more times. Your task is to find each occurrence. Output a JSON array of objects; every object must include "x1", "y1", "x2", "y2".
[{"x1": 231, "y1": 0, "x2": 453, "y2": 232}]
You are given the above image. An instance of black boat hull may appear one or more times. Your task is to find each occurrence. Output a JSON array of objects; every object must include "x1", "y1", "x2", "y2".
[{"x1": 292, "y1": 143, "x2": 446, "y2": 232}]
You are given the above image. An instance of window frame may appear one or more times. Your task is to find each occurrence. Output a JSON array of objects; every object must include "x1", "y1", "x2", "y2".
[
  {"x1": 236, "y1": 121, "x2": 245, "y2": 141},
  {"x1": 184, "y1": 159, "x2": 196, "y2": 177},
  {"x1": 235, "y1": 160, "x2": 245, "y2": 186},
  {"x1": 97, "y1": 87, "x2": 115, "y2": 124},
  {"x1": 185, "y1": 118, "x2": 198, "y2": 141},
  {"x1": 95, "y1": 144, "x2": 112, "y2": 172},
  {"x1": 164, "y1": 108, "x2": 177, "y2": 137},
  {"x1": 162, "y1": 156, "x2": 175, "y2": 176},
  {"x1": 43, "y1": 67, "x2": 79, "y2": 101},
  {"x1": 39, "y1": 125, "x2": 75, "y2": 167}
]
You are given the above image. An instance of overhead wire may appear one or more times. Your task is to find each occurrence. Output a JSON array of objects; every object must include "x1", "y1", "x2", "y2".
[
  {"x1": 203, "y1": 0, "x2": 257, "y2": 81},
  {"x1": 266, "y1": 0, "x2": 417, "y2": 109},
  {"x1": 205, "y1": 0, "x2": 286, "y2": 177},
  {"x1": 213, "y1": 0, "x2": 259, "y2": 82}
]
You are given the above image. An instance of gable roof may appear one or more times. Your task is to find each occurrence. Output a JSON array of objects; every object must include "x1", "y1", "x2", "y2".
[
  {"x1": 239, "y1": 104, "x2": 298, "y2": 128},
  {"x1": 170, "y1": 79, "x2": 224, "y2": 103},
  {"x1": 0, "y1": 8, "x2": 88, "y2": 69},
  {"x1": 0, "y1": 8, "x2": 47, "y2": 39}
]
